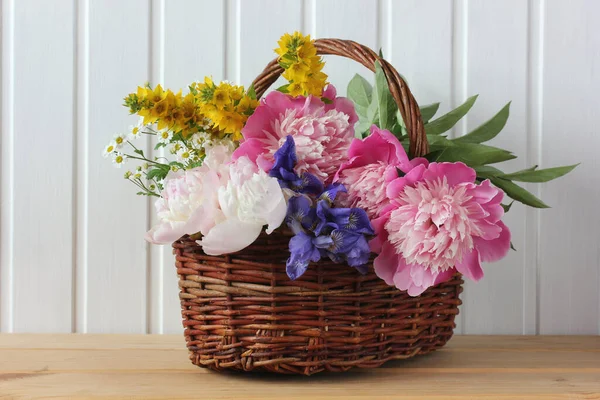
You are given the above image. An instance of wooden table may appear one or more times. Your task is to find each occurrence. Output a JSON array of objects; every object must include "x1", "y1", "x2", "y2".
[{"x1": 0, "y1": 334, "x2": 599, "y2": 399}]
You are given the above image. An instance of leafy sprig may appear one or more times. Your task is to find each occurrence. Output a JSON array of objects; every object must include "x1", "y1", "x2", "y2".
[{"x1": 347, "y1": 70, "x2": 578, "y2": 209}]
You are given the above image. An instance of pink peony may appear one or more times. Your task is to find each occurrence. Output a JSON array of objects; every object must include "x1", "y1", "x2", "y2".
[
  {"x1": 371, "y1": 162, "x2": 511, "y2": 296},
  {"x1": 334, "y1": 125, "x2": 427, "y2": 219},
  {"x1": 232, "y1": 85, "x2": 358, "y2": 182}
]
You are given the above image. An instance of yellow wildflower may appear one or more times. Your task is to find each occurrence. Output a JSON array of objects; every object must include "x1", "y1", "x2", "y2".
[{"x1": 275, "y1": 32, "x2": 328, "y2": 97}]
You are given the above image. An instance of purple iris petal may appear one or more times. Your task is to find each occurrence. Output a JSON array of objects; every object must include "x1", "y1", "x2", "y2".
[
  {"x1": 319, "y1": 183, "x2": 347, "y2": 204},
  {"x1": 345, "y1": 208, "x2": 375, "y2": 235},
  {"x1": 286, "y1": 195, "x2": 316, "y2": 234},
  {"x1": 271, "y1": 135, "x2": 297, "y2": 172},
  {"x1": 314, "y1": 201, "x2": 341, "y2": 235},
  {"x1": 345, "y1": 235, "x2": 371, "y2": 270},
  {"x1": 286, "y1": 231, "x2": 321, "y2": 280}
]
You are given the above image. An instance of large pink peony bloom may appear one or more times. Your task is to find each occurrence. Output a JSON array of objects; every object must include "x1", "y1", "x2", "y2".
[
  {"x1": 232, "y1": 85, "x2": 357, "y2": 182},
  {"x1": 371, "y1": 162, "x2": 511, "y2": 296},
  {"x1": 334, "y1": 125, "x2": 427, "y2": 219}
]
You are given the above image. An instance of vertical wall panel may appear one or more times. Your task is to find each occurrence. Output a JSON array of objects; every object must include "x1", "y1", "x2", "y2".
[
  {"x1": 84, "y1": 0, "x2": 150, "y2": 333},
  {"x1": 239, "y1": 0, "x2": 302, "y2": 87},
  {"x1": 0, "y1": 0, "x2": 14, "y2": 332},
  {"x1": 7, "y1": 0, "x2": 75, "y2": 332},
  {"x1": 154, "y1": 0, "x2": 226, "y2": 334},
  {"x1": 314, "y1": 0, "x2": 379, "y2": 94},
  {"x1": 389, "y1": 0, "x2": 453, "y2": 115},
  {"x1": 460, "y1": 0, "x2": 530, "y2": 334},
  {"x1": 539, "y1": 0, "x2": 600, "y2": 334}
]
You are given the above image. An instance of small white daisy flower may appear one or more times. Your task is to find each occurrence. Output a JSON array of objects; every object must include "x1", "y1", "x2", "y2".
[
  {"x1": 112, "y1": 152, "x2": 127, "y2": 168},
  {"x1": 128, "y1": 118, "x2": 145, "y2": 140},
  {"x1": 157, "y1": 130, "x2": 172, "y2": 144},
  {"x1": 103, "y1": 141, "x2": 117, "y2": 158},
  {"x1": 177, "y1": 147, "x2": 192, "y2": 162},
  {"x1": 170, "y1": 143, "x2": 182, "y2": 155},
  {"x1": 133, "y1": 171, "x2": 142, "y2": 179},
  {"x1": 113, "y1": 134, "x2": 127, "y2": 148}
]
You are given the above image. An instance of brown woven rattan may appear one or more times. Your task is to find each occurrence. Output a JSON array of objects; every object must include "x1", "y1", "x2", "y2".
[{"x1": 175, "y1": 39, "x2": 463, "y2": 375}]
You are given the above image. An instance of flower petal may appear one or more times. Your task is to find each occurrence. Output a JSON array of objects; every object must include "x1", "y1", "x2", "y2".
[
  {"x1": 455, "y1": 248, "x2": 484, "y2": 281},
  {"x1": 474, "y1": 220, "x2": 511, "y2": 263},
  {"x1": 423, "y1": 162, "x2": 476, "y2": 186},
  {"x1": 199, "y1": 219, "x2": 262, "y2": 255},
  {"x1": 373, "y1": 241, "x2": 399, "y2": 285}
]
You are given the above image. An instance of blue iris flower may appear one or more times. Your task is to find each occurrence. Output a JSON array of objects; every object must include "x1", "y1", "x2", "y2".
[
  {"x1": 270, "y1": 135, "x2": 323, "y2": 195},
  {"x1": 273, "y1": 136, "x2": 375, "y2": 280}
]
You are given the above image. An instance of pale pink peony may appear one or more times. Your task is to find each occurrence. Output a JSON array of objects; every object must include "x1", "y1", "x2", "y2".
[
  {"x1": 232, "y1": 85, "x2": 358, "y2": 182},
  {"x1": 198, "y1": 156, "x2": 287, "y2": 255},
  {"x1": 334, "y1": 125, "x2": 427, "y2": 219},
  {"x1": 145, "y1": 145, "x2": 232, "y2": 244},
  {"x1": 371, "y1": 162, "x2": 511, "y2": 296}
]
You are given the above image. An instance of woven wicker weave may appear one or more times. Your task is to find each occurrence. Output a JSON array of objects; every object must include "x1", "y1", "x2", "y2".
[{"x1": 174, "y1": 39, "x2": 463, "y2": 375}]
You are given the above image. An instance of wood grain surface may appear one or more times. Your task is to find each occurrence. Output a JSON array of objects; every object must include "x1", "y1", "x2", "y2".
[{"x1": 0, "y1": 334, "x2": 598, "y2": 399}]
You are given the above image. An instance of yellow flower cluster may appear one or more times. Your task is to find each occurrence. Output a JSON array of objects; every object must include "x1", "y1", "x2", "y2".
[
  {"x1": 124, "y1": 78, "x2": 257, "y2": 141},
  {"x1": 192, "y1": 77, "x2": 259, "y2": 141},
  {"x1": 124, "y1": 84, "x2": 207, "y2": 138},
  {"x1": 275, "y1": 32, "x2": 328, "y2": 97}
]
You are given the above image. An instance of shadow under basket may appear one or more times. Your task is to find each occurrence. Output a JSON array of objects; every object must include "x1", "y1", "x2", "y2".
[{"x1": 173, "y1": 233, "x2": 463, "y2": 375}]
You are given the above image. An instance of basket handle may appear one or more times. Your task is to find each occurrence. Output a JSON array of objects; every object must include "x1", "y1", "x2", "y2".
[{"x1": 251, "y1": 38, "x2": 429, "y2": 157}]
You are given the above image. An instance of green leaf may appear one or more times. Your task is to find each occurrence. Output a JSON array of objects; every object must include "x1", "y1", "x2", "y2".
[
  {"x1": 133, "y1": 149, "x2": 144, "y2": 156},
  {"x1": 378, "y1": 48, "x2": 385, "y2": 58},
  {"x1": 510, "y1": 242, "x2": 517, "y2": 251},
  {"x1": 347, "y1": 74, "x2": 372, "y2": 117},
  {"x1": 425, "y1": 95, "x2": 478, "y2": 135},
  {"x1": 247, "y1": 84, "x2": 257, "y2": 100},
  {"x1": 499, "y1": 164, "x2": 579, "y2": 183},
  {"x1": 490, "y1": 178, "x2": 550, "y2": 208},
  {"x1": 373, "y1": 61, "x2": 398, "y2": 132},
  {"x1": 502, "y1": 201, "x2": 514, "y2": 213},
  {"x1": 455, "y1": 102, "x2": 511, "y2": 144},
  {"x1": 276, "y1": 84, "x2": 289, "y2": 94},
  {"x1": 321, "y1": 96, "x2": 333, "y2": 104},
  {"x1": 429, "y1": 142, "x2": 516, "y2": 166},
  {"x1": 154, "y1": 142, "x2": 166, "y2": 150},
  {"x1": 146, "y1": 167, "x2": 168, "y2": 181},
  {"x1": 419, "y1": 103, "x2": 440, "y2": 124},
  {"x1": 474, "y1": 165, "x2": 504, "y2": 179}
]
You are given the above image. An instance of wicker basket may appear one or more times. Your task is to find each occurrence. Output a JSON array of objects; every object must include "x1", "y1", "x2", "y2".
[{"x1": 173, "y1": 39, "x2": 464, "y2": 375}]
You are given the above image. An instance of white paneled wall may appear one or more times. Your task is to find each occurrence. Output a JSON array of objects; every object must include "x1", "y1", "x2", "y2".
[{"x1": 1, "y1": 0, "x2": 598, "y2": 334}]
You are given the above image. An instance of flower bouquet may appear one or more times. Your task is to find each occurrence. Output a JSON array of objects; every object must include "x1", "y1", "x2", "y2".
[{"x1": 104, "y1": 33, "x2": 576, "y2": 375}]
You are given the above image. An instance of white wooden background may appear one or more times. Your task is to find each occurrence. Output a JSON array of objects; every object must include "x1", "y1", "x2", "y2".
[{"x1": 1, "y1": 0, "x2": 598, "y2": 335}]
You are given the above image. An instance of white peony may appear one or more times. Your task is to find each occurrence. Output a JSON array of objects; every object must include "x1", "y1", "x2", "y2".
[{"x1": 198, "y1": 160, "x2": 287, "y2": 255}]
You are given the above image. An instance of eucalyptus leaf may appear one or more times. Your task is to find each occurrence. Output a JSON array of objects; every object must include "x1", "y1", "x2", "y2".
[
  {"x1": 347, "y1": 74, "x2": 373, "y2": 117},
  {"x1": 499, "y1": 164, "x2": 579, "y2": 182},
  {"x1": 425, "y1": 95, "x2": 478, "y2": 135},
  {"x1": 373, "y1": 61, "x2": 398, "y2": 132},
  {"x1": 419, "y1": 103, "x2": 440, "y2": 124},
  {"x1": 455, "y1": 101, "x2": 511, "y2": 144},
  {"x1": 490, "y1": 177, "x2": 550, "y2": 208}
]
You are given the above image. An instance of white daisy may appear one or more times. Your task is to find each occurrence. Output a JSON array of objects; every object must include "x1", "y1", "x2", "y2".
[
  {"x1": 157, "y1": 130, "x2": 172, "y2": 144},
  {"x1": 128, "y1": 117, "x2": 145, "y2": 140},
  {"x1": 112, "y1": 152, "x2": 127, "y2": 168},
  {"x1": 113, "y1": 133, "x2": 127, "y2": 148},
  {"x1": 103, "y1": 141, "x2": 117, "y2": 158},
  {"x1": 177, "y1": 147, "x2": 192, "y2": 162}
]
